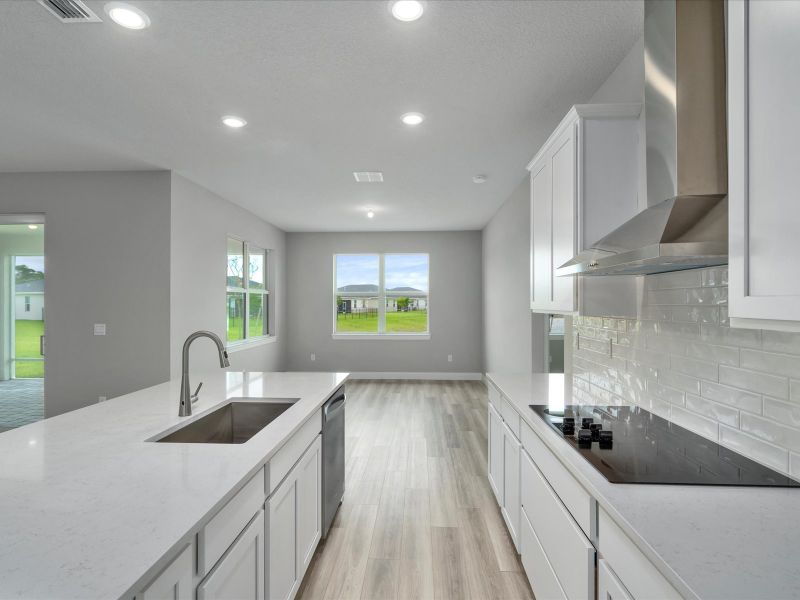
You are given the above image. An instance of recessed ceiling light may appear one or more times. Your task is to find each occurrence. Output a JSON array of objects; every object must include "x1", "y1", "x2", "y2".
[
  {"x1": 27, "y1": 224, "x2": 39, "y2": 230},
  {"x1": 367, "y1": 210, "x2": 375, "y2": 219},
  {"x1": 472, "y1": 175, "x2": 488, "y2": 184},
  {"x1": 391, "y1": 0, "x2": 424, "y2": 22},
  {"x1": 222, "y1": 116, "x2": 247, "y2": 129},
  {"x1": 401, "y1": 112, "x2": 424, "y2": 126},
  {"x1": 104, "y1": 2, "x2": 150, "y2": 30}
]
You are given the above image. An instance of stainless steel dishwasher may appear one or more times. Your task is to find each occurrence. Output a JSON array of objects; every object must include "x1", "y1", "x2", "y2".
[{"x1": 321, "y1": 386, "x2": 345, "y2": 538}]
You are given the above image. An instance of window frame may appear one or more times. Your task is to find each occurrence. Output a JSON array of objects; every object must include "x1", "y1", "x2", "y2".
[
  {"x1": 226, "y1": 237, "x2": 274, "y2": 350},
  {"x1": 332, "y1": 252, "x2": 430, "y2": 340}
]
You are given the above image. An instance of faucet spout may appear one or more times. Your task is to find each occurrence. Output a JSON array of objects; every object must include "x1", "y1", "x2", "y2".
[{"x1": 179, "y1": 330, "x2": 230, "y2": 417}]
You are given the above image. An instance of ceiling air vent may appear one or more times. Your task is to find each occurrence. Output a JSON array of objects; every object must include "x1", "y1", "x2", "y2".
[
  {"x1": 37, "y1": 0, "x2": 102, "y2": 23},
  {"x1": 353, "y1": 172, "x2": 384, "y2": 183}
]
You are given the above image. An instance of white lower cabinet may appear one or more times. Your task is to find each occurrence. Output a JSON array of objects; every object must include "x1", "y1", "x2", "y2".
[
  {"x1": 501, "y1": 420, "x2": 520, "y2": 550},
  {"x1": 598, "y1": 559, "x2": 633, "y2": 600},
  {"x1": 520, "y1": 506, "x2": 567, "y2": 600},
  {"x1": 198, "y1": 511, "x2": 265, "y2": 600},
  {"x1": 139, "y1": 543, "x2": 193, "y2": 600},
  {"x1": 488, "y1": 403, "x2": 504, "y2": 503},
  {"x1": 267, "y1": 434, "x2": 322, "y2": 600}
]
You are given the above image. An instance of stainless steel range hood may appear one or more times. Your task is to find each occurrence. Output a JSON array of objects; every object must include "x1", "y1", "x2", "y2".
[{"x1": 558, "y1": 0, "x2": 728, "y2": 277}]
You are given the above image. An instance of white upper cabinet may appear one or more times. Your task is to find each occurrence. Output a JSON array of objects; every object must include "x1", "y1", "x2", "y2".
[
  {"x1": 728, "y1": 0, "x2": 800, "y2": 331},
  {"x1": 528, "y1": 104, "x2": 642, "y2": 316}
]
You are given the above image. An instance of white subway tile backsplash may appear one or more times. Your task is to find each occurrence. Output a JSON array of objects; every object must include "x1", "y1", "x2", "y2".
[
  {"x1": 719, "y1": 365, "x2": 789, "y2": 399},
  {"x1": 740, "y1": 413, "x2": 800, "y2": 453},
  {"x1": 719, "y1": 426, "x2": 789, "y2": 473},
  {"x1": 685, "y1": 394, "x2": 739, "y2": 428},
  {"x1": 572, "y1": 267, "x2": 800, "y2": 475},
  {"x1": 700, "y1": 381, "x2": 762, "y2": 413},
  {"x1": 740, "y1": 349, "x2": 800, "y2": 379}
]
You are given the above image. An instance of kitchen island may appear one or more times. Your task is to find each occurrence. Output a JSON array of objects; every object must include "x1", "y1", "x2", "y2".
[
  {"x1": 487, "y1": 372, "x2": 800, "y2": 600},
  {"x1": 0, "y1": 370, "x2": 348, "y2": 599}
]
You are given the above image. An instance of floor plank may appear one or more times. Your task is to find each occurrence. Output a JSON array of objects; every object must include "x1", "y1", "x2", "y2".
[{"x1": 298, "y1": 380, "x2": 533, "y2": 600}]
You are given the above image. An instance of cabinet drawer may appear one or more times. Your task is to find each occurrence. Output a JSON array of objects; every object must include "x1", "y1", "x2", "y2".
[
  {"x1": 500, "y1": 397, "x2": 520, "y2": 439},
  {"x1": 199, "y1": 468, "x2": 266, "y2": 575},
  {"x1": 520, "y1": 506, "x2": 567, "y2": 600},
  {"x1": 487, "y1": 382, "x2": 501, "y2": 410},
  {"x1": 598, "y1": 508, "x2": 681, "y2": 600},
  {"x1": 140, "y1": 543, "x2": 193, "y2": 600},
  {"x1": 598, "y1": 559, "x2": 633, "y2": 600},
  {"x1": 269, "y1": 409, "x2": 321, "y2": 494},
  {"x1": 521, "y1": 450, "x2": 594, "y2": 600},
  {"x1": 521, "y1": 421, "x2": 592, "y2": 537}
]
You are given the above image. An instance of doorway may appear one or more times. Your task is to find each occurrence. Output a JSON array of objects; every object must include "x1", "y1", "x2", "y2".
[{"x1": 0, "y1": 217, "x2": 44, "y2": 430}]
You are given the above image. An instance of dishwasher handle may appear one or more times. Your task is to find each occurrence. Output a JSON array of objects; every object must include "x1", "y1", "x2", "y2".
[{"x1": 324, "y1": 393, "x2": 345, "y2": 421}]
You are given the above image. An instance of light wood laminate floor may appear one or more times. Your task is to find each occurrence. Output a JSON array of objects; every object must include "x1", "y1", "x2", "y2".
[{"x1": 297, "y1": 380, "x2": 534, "y2": 600}]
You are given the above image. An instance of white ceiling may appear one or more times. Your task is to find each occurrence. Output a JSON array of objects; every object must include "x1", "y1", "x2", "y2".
[{"x1": 0, "y1": 0, "x2": 642, "y2": 231}]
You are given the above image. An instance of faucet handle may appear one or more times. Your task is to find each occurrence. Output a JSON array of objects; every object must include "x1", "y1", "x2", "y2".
[{"x1": 191, "y1": 382, "x2": 203, "y2": 403}]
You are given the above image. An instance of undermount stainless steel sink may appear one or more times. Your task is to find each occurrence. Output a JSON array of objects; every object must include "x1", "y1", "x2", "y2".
[{"x1": 154, "y1": 398, "x2": 298, "y2": 444}]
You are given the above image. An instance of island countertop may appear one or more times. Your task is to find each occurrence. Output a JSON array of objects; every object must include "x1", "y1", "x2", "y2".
[
  {"x1": 0, "y1": 370, "x2": 348, "y2": 600},
  {"x1": 487, "y1": 372, "x2": 800, "y2": 600}
]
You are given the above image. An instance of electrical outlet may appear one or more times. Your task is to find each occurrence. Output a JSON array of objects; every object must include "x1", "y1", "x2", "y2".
[
  {"x1": 93, "y1": 323, "x2": 106, "y2": 336},
  {"x1": 447, "y1": 354, "x2": 453, "y2": 362},
  {"x1": 98, "y1": 396, "x2": 107, "y2": 403},
  {"x1": 310, "y1": 353, "x2": 316, "y2": 362}
]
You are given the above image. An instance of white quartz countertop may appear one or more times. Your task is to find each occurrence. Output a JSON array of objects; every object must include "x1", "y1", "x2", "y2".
[
  {"x1": 487, "y1": 372, "x2": 800, "y2": 600},
  {"x1": 0, "y1": 370, "x2": 348, "y2": 600}
]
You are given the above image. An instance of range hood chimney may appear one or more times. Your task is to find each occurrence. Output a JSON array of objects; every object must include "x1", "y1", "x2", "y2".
[{"x1": 558, "y1": 0, "x2": 728, "y2": 277}]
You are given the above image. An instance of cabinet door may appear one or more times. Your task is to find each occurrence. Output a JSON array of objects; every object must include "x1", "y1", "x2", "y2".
[
  {"x1": 296, "y1": 436, "x2": 321, "y2": 579},
  {"x1": 550, "y1": 125, "x2": 577, "y2": 313},
  {"x1": 487, "y1": 404, "x2": 504, "y2": 504},
  {"x1": 198, "y1": 511, "x2": 265, "y2": 600},
  {"x1": 729, "y1": 0, "x2": 800, "y2": 326},
  {"x1": 530, "y1": 159, "x2": 553, "y2": 311},
  {"x1": 501, "y1": 422, "x2": 520, "y2": 550},
  {"x1": 268, "y1": 475, "x2": 297, "y2": 600},
  {"x1": 140, "y1": 544, "x2": 193, "y2": 600},
  {"x1": 598, "y1": 559, "x2": 633, "y2": 600}
]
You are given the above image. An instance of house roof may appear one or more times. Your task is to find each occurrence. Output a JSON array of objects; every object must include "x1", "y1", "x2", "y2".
[
  {"x1": 337, "y1": 284, "x2": 425, "y2": 295},
  {"x1": 16, "y1": 279, "x2": 44, "y2": 293}
]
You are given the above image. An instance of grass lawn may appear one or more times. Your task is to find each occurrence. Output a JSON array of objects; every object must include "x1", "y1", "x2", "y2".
[
  {"x1": 336, "y1": 310, "x2": 428, "y2": 334},
  {"x1": 15, "y1": 320, "x2": 44, "y2": 378}
]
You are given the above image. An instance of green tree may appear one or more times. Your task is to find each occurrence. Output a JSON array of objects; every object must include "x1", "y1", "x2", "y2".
[
  {"x1": 15, "y1": 264, "x2": 43, "y2": 283},
  {"x1": 397, "y1": 297, "x2": 410, "y2": 310}
]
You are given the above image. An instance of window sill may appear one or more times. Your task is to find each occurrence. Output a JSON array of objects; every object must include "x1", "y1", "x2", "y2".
[
  {"x1": 331, "y1": 333, "x2": 430, "y2": 341},
  {"x1": 226, "y1": 336, "x2": 277, "y2": 353}
]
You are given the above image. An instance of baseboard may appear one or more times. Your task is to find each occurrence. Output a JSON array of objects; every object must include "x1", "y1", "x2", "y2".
[{"x1": 348, "y1": 371, "x2": 483, "y2": 381}]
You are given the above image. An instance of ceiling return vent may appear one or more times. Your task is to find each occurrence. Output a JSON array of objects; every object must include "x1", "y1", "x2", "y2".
[
  {"x1": 37, "y1": 0, "x2": 102, "y2": 22},
  {"x1": 353, "y1": 172, "x2": 384, "y2": 183}
]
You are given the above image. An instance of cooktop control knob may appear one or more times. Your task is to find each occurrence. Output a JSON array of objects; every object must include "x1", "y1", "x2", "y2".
[
  {"x1": 599, "y1": 430, "x2": 613, "y2": 448},
  {"x1": 562, "y1": 417, "x2": 575, "y2": 435},
  {"x1": 582, "y1": 417, "x2": 594, "y2": 429},
  {"x1": 590, "y1": 423, "x2": 602, "y2": 441},
  {"x1": 578, "y1": 429, "x2": 592, "y2": 447}
]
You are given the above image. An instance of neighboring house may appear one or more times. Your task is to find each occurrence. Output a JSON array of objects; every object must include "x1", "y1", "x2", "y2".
[
  {"x1": 336, "y1": 284, "x2": 427, "y2": 312},
  {"x1": 15, "y1": 279, "x2": 44, "y2": 321}
]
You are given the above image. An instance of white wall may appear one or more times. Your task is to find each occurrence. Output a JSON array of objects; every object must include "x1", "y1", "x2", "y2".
[
  {"x1": 285, "y1": 231, "x2": 482, "y2": 375},
  {"x1": 170, "y1": 174, "x2": 286, "y2": 377},
  {"x1": 588, "y1": 37, "x2": 644, "y2": 103},
  {"x1": 0, "y1": 172, "x2": 172, "y2": 417}
]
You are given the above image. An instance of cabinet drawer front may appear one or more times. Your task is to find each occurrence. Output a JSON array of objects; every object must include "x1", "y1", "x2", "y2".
[
  {"x1": 598, "y1": 509, "x2": 681, "y2": 600},
  {"x1": 521, "y1": 421, "x2": 592, "y2": 537},
  {"x1": 487, "y1": 382, "x2": 501, "y2": 410},
  {"x1": 521, "y1": 450, "x2": 594, "y2": 600},
  {"x1": 520, "y1": 506, "x2": 567, "y2": 600},
  {"x1": 269, "y1": 409, "x2": 321, "y2": 494},
  {"x1": 140, "y1": 543, "x2": 193, "y2": 600},
  {"x1": 200, "y1": 468, "x2": 266, "y2": 575},
  {"x1": 198, "y1": 510, "x2": 265, "y2": 600},
  {"x1": 598, "y1": 559, "x2": 633, "y2": 600},
  {"x1": 488, "y1": 404, "x2": 505, "y2": 505},
  {"x1": 500, "y1": 397, "x2": 521, "y2": 440}
]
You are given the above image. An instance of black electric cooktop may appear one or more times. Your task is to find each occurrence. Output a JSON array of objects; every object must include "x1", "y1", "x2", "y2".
[{"x1": 530, "y1": 404, "x2": 800, "y2": 487}]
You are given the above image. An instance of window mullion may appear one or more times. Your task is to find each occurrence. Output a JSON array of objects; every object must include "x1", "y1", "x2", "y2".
[
  {"x1": 378, "y1": 253, "x2": 386, "y2": 333},
  {"x1": 243, "y1": 243, "x2": 250, "y2": 339}
]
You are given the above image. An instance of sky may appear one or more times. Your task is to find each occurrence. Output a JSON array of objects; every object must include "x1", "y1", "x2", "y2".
[
  {"x1": 336, "y1": 254, "x2": 428, "y2": 292},
  {"x1": 15, "y1": 255, "x2": 44, "y2": 273}
]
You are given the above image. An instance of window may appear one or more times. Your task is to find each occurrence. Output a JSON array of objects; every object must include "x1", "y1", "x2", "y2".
[
  {"x1": 227, "y1": 238, "x2": 271, "y2": 346},
  {"x1": 334, "y1": 253, "x2": 429, "y2": 337},
  {"x1": 24, "y1": 296, "x2": 31, "y2": 312}
]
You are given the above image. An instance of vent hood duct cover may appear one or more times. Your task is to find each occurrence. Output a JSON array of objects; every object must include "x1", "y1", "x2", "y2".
[{"x1": 557, "y1": 0, "x2": 728, "y2": 277}]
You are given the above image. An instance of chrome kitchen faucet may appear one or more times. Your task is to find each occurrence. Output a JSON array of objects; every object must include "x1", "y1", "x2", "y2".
[{"x1": 179, "y1": 330, "x2": 230, "y2": 417}]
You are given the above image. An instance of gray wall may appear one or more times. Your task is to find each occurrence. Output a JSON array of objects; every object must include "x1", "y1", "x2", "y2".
[
  {"x1": 285, "y1": 231, "x2": 482, "y2": 374},
  {"x1": 0, "y1": 172, "x2": 172, "y2": 416},
  {"x1": 170, "y1": 174, "x2": 286, "y2": 376},
  {"x1": 588, "y1": 37, "x2": 644, "y2": 104},
  {"x1": 482, "y1": 178, "x2": 542, "y2": 373}
]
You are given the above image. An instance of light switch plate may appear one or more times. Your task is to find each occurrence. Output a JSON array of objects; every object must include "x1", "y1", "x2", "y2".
[{"x1": 94, "y1": 323, "x2": 106, "y2": 336}]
